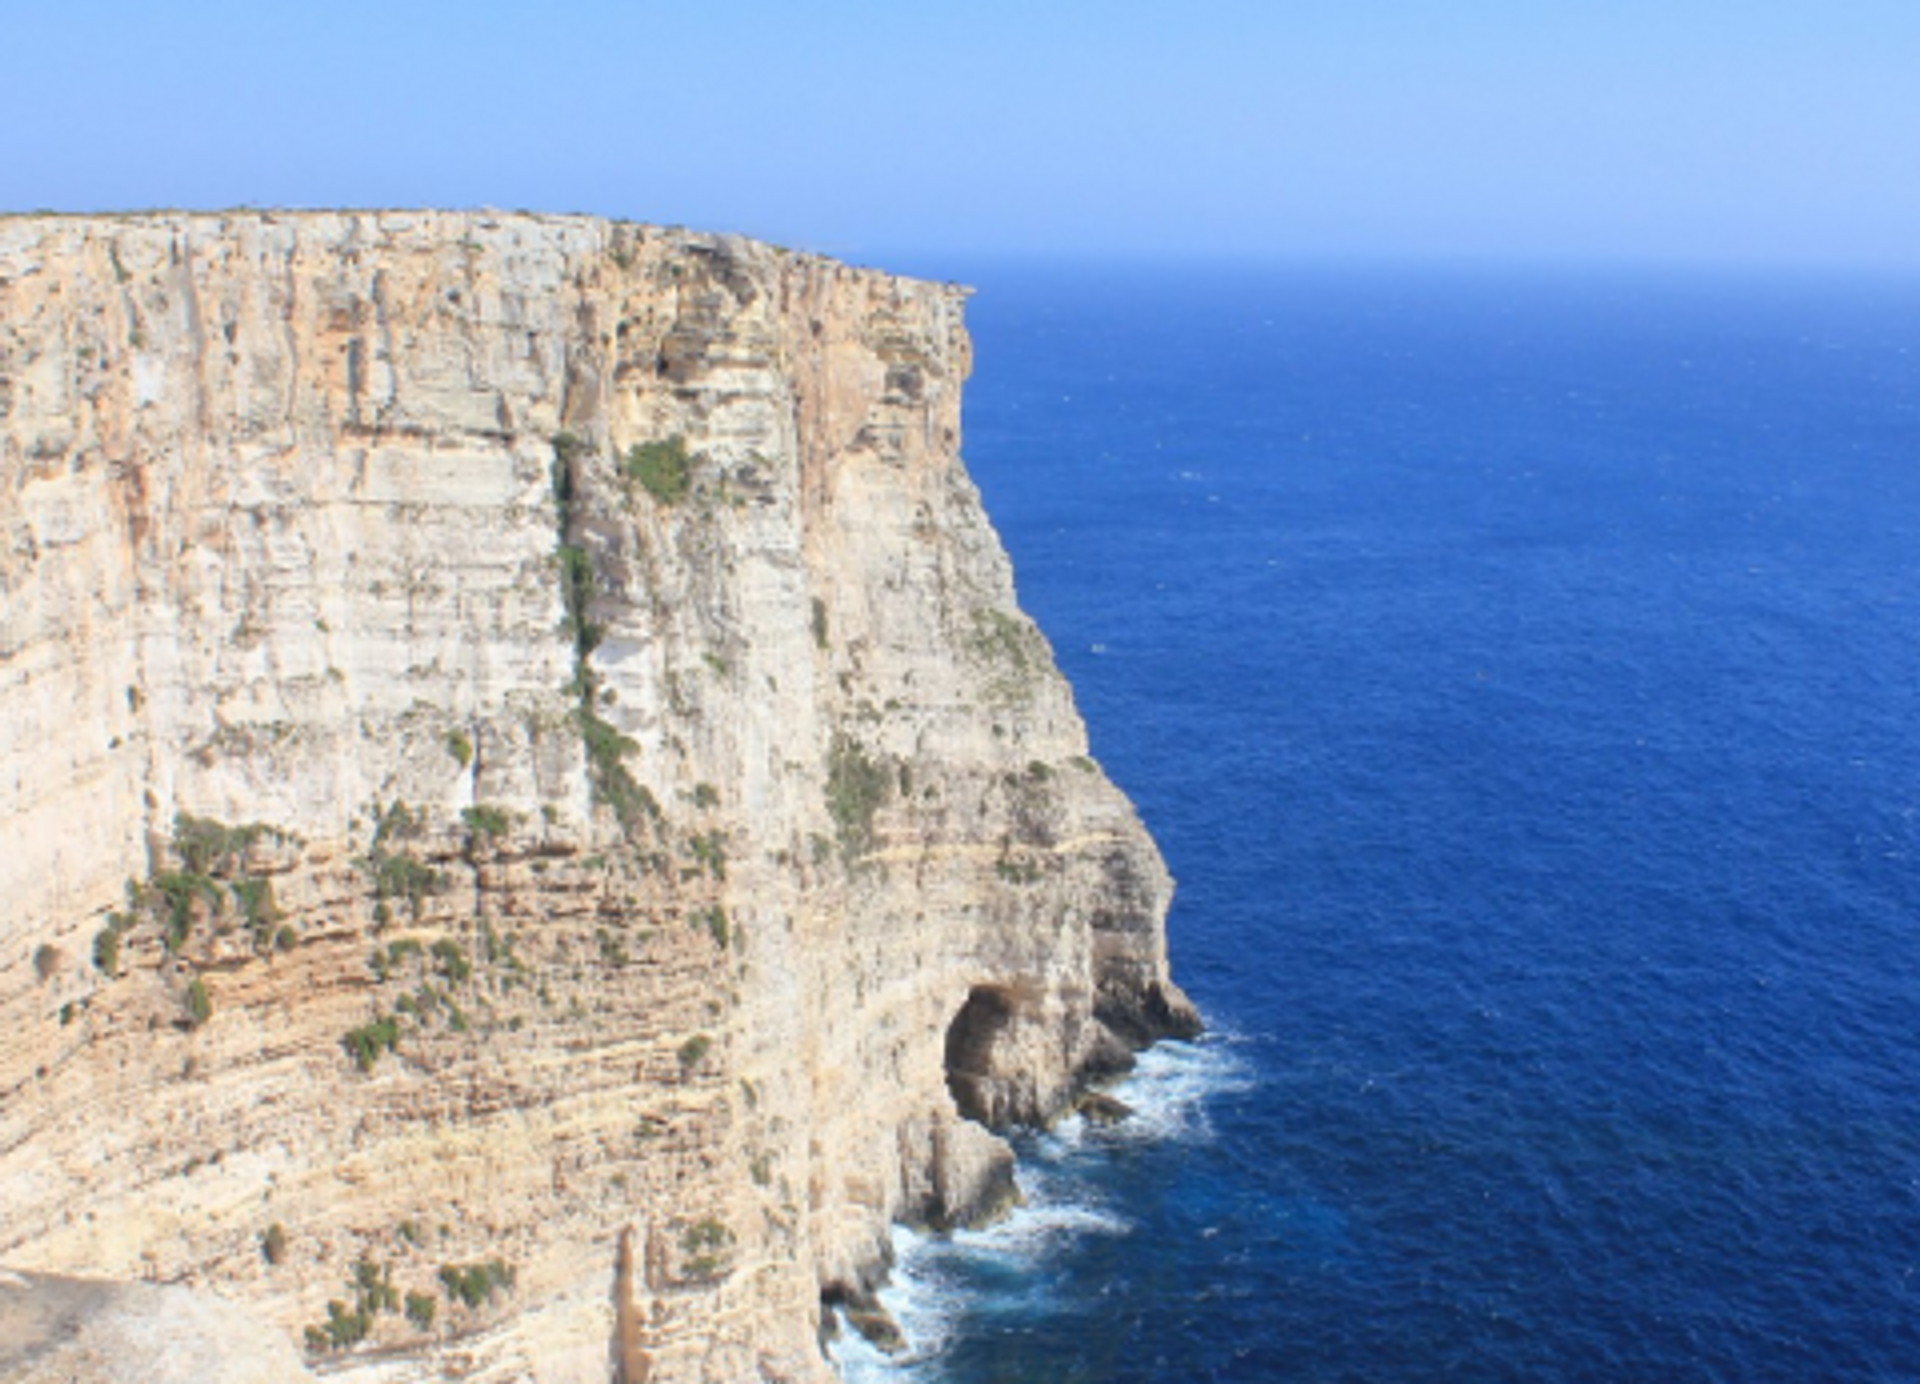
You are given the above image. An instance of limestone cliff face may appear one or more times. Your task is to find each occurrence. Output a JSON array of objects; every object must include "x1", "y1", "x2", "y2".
[{"x1": 0, "y1": 212, "x2": 1197, "y2": 1382}]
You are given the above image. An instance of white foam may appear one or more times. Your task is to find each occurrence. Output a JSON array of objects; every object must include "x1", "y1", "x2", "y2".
[
  {"x1": 826, "y1": 1026, "x2": 1246, "y2": 1378},
  {"x1": 827, "y1": 1227, "x2": 957, "y2": 1380},
  {"x1": 1087, "y1": 1031, "x2": 1251, "y2": 1148}
]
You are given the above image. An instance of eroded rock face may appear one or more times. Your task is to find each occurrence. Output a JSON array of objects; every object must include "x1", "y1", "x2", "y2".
[{"x1": 0, "y1": 211, "x2": 1197, "y2": 1382}]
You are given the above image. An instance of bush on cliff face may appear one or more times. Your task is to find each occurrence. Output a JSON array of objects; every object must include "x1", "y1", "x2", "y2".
[
  {"x1": 439, "y1": 1258, "x2": 515, "y2": 1309},
  {"x1": 626, "y1": 436, "x2": 692, "y2": 505},
  {"x1": 185, "y1": 976, "x2": 212, "y2": 1028},
  {"x1": 826, "y1": 734, "x2": 891, "y2": 857},
  {"x1": 344, "y1": 1015, "x2": 401, "y2": 1072},
  {"x1": 360, "y1": 803, "x2": 445, "y2": 921},
  {"x1": 404, "y1": 1290, "x2": 436, "y2": 1328},
  {"x1": 678, "y1": 1033, "x2": 712, "y2": 1072},
  {"x1": 173, "y1": 812, "x2": 268, "y2": 875},
  {"x1": 460, "y1": 804, "x2": 512, "y2": 853},
  {"x1": 679, "y1": 1217, "x2": 735, "y2": 1281},
  {"x1": 92, "y1": 915, "x2": 130, "y2": 974}
]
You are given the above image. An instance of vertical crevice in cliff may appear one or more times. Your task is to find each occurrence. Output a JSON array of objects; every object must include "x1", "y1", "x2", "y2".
[{"x1": 552, "y1": 430, "x2": 649, "y2": 837}]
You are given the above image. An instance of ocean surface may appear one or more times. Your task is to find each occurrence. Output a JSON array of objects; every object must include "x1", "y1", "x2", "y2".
[{"x1": 832, "y1": 260, "x2": 1920, "y2": 1382}]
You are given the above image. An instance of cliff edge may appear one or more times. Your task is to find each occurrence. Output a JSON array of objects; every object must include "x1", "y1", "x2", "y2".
[{"x1": 0, "y1": 211, "x2": 1197, "y2": 1382}]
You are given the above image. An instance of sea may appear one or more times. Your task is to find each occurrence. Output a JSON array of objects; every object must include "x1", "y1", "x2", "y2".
[{"x1": 830, "y1": 258, "x2": 1920, "y2": 1382}]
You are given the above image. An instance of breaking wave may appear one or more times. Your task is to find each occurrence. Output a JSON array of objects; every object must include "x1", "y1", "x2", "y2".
[{"x1": 828, "y1": 1032, "x2": 1244, "y2": 1381}]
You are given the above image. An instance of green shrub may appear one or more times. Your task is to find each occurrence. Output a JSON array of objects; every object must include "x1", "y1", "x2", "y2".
[
  {"x1": 319, "y1": 1299, "x2": 369, "y2": 1349},
  {"x1": 439, "y1": 1258, "x2": 515, "y2": 1309},
  {"x1": 579, "y1": 707, "x2": 657, "y2": 835},
  {"x1": 93, "y1": 917, "x2": 129, "y2": 975},
  {"x1": 695, "y1": 906, "x2": 729, "y2": 949},
  {"x1": 232, "y1": 875, "x2": 278, "y2": 931},
  {"x1": 680, "y1": 1217, "x2": 734, "y2": 1278},
  {"x1": 556, "y1": 544, "x2": 600, "y2": 656},
  {"x1": 367, "y1": 849, "x2": 443, "y2": 920},
  {"x1": 682, "y1": 1218, "x2": 732, "y2": 1252},
  {"x1": 678, "y1": 1034, "x2": 711, "y2": 1071},
  {"x1": 625, "y1": 436, "x2": 692, "y2": 504},
  {"x1": 430, "y1": 939, "x2": 471, "y2": 984},
  {"x1": 185, "y1": 977, "x2": 212, "y2": 1028},
  {"x1": 371, "y1": 800, "x2": 426, "y2": 848},
  {"x1": 405, "y1": 1290, "x2": 437, "y2": 1329},
  {"x1": 826, "y1": 735, "x2": 890, "y2": 857},
  {"x1": 445, "y1": 730, "x2": 474, "y2": 769},
  {"x1": 688, "y1": 830, "x2": 727, "y2": 881},
  {"x1": 344, "y1": 1015, "x2": 401, "y2": 1072},
  {"x1": 596, "y1": 927, "x2": 630, "y2": 966},
  {"x1": 151, "y1": 870, "x2": 224, "y2": 951},
  {"x1": 461, "y1": 804, "x2": 511, "y2": 846},
  {"x1": 173, "y1": 813, "x2": 265, "y2": 875},
  {"x1": 352, "y1": 1257, "x2": 398, "y2": 1313}
]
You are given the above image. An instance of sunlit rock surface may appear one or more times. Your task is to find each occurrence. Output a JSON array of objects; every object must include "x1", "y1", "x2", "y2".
[{"x1": 0, "y1": 211, "x2": 1196, "y2": 1381}]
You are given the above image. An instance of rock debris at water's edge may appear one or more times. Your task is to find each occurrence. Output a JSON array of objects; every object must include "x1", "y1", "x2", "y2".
[{"x1": 0, "y1": 211, "x2": 1198, "y2": 1382}]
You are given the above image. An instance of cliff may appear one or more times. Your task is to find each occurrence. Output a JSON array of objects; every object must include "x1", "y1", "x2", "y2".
[{"x1": 0, "y1": 211, "x2": 1197, "y2": 1382}]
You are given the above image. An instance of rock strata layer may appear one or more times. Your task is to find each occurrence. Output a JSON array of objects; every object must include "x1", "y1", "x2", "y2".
[{"x1": 0, "y1": 211, "x2": 1198, "y2": 1382}]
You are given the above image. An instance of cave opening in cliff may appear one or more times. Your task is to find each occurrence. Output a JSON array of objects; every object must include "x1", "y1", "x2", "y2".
[{"x1": 943, "y1": 984, "x2": 1016, "y2": 1125}]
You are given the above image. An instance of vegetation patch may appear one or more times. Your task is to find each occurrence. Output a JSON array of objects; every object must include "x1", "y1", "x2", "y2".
[
  {"x1": 299, "y1": 1251, "x2": 432, "y2": 1351},
  {"x1": 430, "y1": 938, "x2": 472, "y2": 984},
  {"x1": 99, "y1": 813, "x2": 294, "y2": 964},
  {"x1": 550, "y1": 434, "x2": 665, "y2": 841},
  {"x1": 557, "y1": 544, "x2": 601, "y2": 660},
  {"x1": 596, "y1": 927, "x2": 630, "y2": 966},
  {"x1": 405, "y1": 1291, "x2": 437, "y2": 1329},
  {"x1": 625, "y1": 436, "x2": 692, "y2": 505},
  {"x1": 826, "y1": 734, "x2": 891, "y2": 858},
  {"x1": 687, "y1": 829, "x2": 727, "y2": 881},
  {"x1": 694, "y1": 906, "x2": 729, "y2": 949},
  {"x1": 439, "y1": 1258, "x2": 516, "y2": 1309},
  {"x1": 680, "y1": 1218, "x2": 735, "y2": 1280},
  {"x1": 93, "y1": 913, "x2": 132, "y2": 976},
  {"x1": 303, "y1": 1258, "x2": 416, "y2": 1354},
  {"x1": 461, "y1": 803, "x2": 512, "y2": 852},
  {"x1": 344, "y1": 1014, "x2": 401, "y2": 1072},
  {"x1": 369, "y1": 851, "x2": 443, "y2": 919},
  {"x1": 173, "y1": 813, "x2": 277, "y2": 874},
  {"x1": 185, "y1": 976, "x2": 212, "y2": 1028},
  {"x1": 967, "y1": 607, "x2": 1047, "y2": 704},
  {"x1": 361, "y1": 801, "x2": 444, "y2": 921},
  {"x1": 678, "y1": 1034, "x2": 712, "y2": 1072},
  {"x1": 231, "y1": 875, "x2": 278, "y2": 931}
]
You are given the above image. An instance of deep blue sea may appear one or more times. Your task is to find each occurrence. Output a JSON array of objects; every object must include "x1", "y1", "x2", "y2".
[{"x1": 833, "y1": 261, "x2": 1920, "y2": 1382}]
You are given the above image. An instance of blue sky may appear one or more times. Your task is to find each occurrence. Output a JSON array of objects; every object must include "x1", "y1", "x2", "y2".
[{"x1": 5, "y1": 1, "x2": 1917, "y2": 269}]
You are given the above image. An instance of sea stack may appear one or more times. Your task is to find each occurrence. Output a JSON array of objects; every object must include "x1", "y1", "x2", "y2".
[{"x1": 0, "y1": 212, "x2": 1197, "y2": 1381}]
